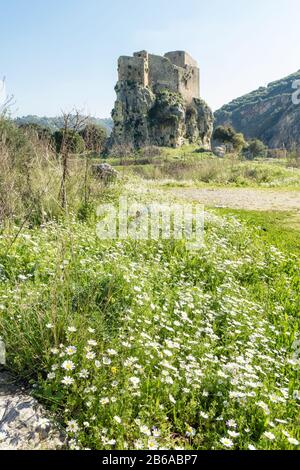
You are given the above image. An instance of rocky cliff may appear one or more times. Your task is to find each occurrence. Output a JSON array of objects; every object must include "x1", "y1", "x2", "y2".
[
  {"x1": 109, "y1": 51, "x2": 213, "y2": 150},
  {"x1": 215, "y1": 70, "x2": 300, "y2": 149}
]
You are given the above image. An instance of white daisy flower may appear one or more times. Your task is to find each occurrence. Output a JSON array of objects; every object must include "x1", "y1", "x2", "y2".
[
  {"x1": 107, "y1": 349, "x2": 117, "y2": 356},
  {"x1": 140, "y1": 425, "x2": 151, "y2": 436},
  {"x1": 129, "y1": 376, "x2": 140, "y2": 387},
  {"x1": 100, "y1": 397, "x2": 110, "y2": 405},
  {"x1": 226, "y1": 419, "x2": 237, "y2": 429},
  {"x1": 148, "y1": 438, "x2": 158, "y2": 450},
  {"x1": 65, "y1": 346, "x2": 77, "y2": 356},
  {"x1": 263, "y1": 432, "x2": 276, "y2": 441},
  {"x1": 66, "y1": 420, "x2": 79, "y2": 433},
  {"x1": 169, "y1": 394, "x2": 176, "y2": 404},
  {"x1": 287, "y1": 437, "x2": 299, "y2": 446},
  {"x1": 103, "y1": 357, "x2": 112, "y2": 365},
  {"x1": 79, "y1": 369, "x2": 89, "y2": 378},
  {"x1": 67, "y1": 326, "x2": 77, "y2": 333},
  {"x1": 38, "y1": 418, "x2": 50, "y2": 430},
  {"x1": 86, "y1": 351, "x2": 96, "y2": 360}
]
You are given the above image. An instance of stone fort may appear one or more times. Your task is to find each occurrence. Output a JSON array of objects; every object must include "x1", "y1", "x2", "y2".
[{"x1": 118, "y1": 50, "x2": 200, "y2": 104}]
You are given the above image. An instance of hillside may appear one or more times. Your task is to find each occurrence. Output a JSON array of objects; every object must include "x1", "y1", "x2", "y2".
[
  {"x1": 14, "y1": 115, "x2": 113, "y2": 134},
  {"x1": 214, "y1": 70, "x2": 300, "y2": 149}
]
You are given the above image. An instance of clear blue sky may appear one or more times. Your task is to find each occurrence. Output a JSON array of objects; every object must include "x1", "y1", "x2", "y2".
[{"x1": 1, "y1": 0, "x2": 300, "y2": 117}]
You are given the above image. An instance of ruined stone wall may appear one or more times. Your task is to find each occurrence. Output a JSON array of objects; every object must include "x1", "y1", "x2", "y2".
[
  {"x1": 163, "y1": 51, "x2": 200, "y2": 103},
  {"x1": 177, "y1": 66, "x2": 200, "y2": 104},
  {"x1": 164, "y1": 51, "x2": 198, "y2": 69}
]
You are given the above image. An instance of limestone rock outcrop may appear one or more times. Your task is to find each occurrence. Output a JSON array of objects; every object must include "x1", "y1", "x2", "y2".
[{"x1": 109, "y1": 51, "x2": 213, "y2": 150}]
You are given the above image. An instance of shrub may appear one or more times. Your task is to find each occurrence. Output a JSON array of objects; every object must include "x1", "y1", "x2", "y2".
[
  {"x1": 267, "y1": 149, "x2": 287, "y2": 159},
  {"x1": 19, "y1": 123, "x2": 52, "y2": 143},
  {"x1": 0, "y1": 118, "x2": 32, "y2": 163},
  {"x1": 0, "y1": 118, "x2": 36, "y2": 221},
  {"x1": 213, "y1": 126, "x2": 246, "y2": 152},
  {"x1": 213, "y1": 125, "x2": 236, "y2": 143}
]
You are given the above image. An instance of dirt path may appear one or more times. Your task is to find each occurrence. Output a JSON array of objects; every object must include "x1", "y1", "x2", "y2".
[{"x1": 171, "y1": 188, "x2": 300, "y2": 213}]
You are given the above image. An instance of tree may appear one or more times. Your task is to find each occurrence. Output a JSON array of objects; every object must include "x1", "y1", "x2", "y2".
[
  {"x1": 244, "y1": 139, "x2": 268, "y2": 160},
  {"x1": 232, "y1": 132, "x2": 246, "y2": 153},
  {"x1": 213, "y1": 125, "x2": 236, "y2": 143},
  {"x1": 79, "y1": 124, "x2": 107, "y2": 154},
  {"x1": 0, "y1": 118, "x2": 37, "y2": 221},
  {"x1": 213, "y1": 125, "x2": 246, "y2": 153}
]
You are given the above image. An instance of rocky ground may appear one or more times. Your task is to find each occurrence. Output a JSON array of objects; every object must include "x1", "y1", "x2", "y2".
[{"x1": 0, "y1": 371, "x2": 65, "y2": 450}]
